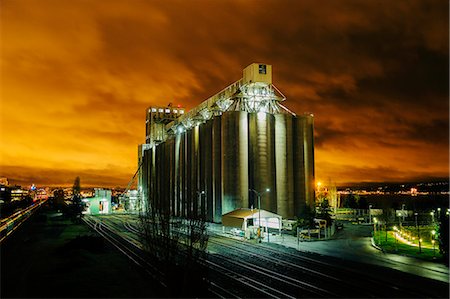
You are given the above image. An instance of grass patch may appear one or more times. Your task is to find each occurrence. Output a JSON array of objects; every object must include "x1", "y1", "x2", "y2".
[{"x1": 374, "y1": 230, "x2": 443, "y2": 262}]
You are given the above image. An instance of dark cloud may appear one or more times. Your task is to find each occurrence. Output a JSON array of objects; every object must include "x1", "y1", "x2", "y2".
[{"x1": 2, "y1": 165, "x2": 130, "y2": 188}]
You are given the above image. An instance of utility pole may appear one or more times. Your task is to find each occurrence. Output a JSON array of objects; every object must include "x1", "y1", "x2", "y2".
[
  {"x1": 415, "y1": 212, "x2": 422, "y2": 253},
  {"x1": 196, "y1": 190, "x2": 205, "y2": 218}
]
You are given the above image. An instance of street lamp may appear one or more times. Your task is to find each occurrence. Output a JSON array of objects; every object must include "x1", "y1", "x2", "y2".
[
  {"x1": 401, "y1": 204, "x2": 406, "y2": 226},
  {"x1": 249, "y1": 188, "x2": 270, "y2": 243},
  {"x1": 415, "y1": 212, "x2": 421, "y2": 253},
  {"x1": 369, "y1": 205, "x2": 372, "y2": 224},
  {"x1": 393, "y1": 226, "x2": 398, "y2": 251},
  {"x1": 196, "y1": 190, "x2": 205, "y2": 218},
  {"x1": 430, "y1": 211, "x2": 435, "y2": 225},
  {"x1": 431, "y1": 229, "x2": 436, "y2": 257},
  {"x1": 373, "y1": 217, "x2": 378, "y2": 245},
  {"x1": 432, "y1": 240, "x2": 436, "y2": 257}
]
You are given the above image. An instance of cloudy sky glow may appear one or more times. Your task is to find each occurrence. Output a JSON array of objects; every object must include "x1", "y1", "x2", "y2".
[{"x1": 1, "y1": 0, "x2": 448, "y2": 187}]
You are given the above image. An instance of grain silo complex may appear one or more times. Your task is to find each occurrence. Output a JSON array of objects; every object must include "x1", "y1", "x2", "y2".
[{"x1": 138, "y1": 63, "x2": 315, "y2": 223}]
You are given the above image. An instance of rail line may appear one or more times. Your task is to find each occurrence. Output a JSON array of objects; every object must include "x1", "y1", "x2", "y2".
[
  {"x1": 107, "y1": 215, "x2": 295, "y2": 298},
  {"x1": 86, "y1": 215, "x2": 447, "y2": 298},
  {"x1": 210, "y1": 237, "x2": 353, "y2": 297},
  {"x1": 82, "y1": 216, "x2": 166, "y2": 287},
  {"x1": 84, "y1": 216, "x2": 249, "y2": 298},
  {"x1": 101, "y1": 215, "x2": 334, "y2": 298},
  {"x1": 0, "y1": 200, "x2": 47, "y2": 243},
  {"x1": 210, "y1": 234, "x2": 440, "y2": 298}
]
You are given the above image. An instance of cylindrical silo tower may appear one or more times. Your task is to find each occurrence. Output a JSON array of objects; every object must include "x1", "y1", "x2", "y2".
[
  {"x1": 302, "y1": 114, "x2": 315, "y2": 208},
  {"x1": 274, "y1": 113, "x2": 295, "y2": 218},
  {"x1": 212, "y1": 116, "x2": 222, "y2": 222},
  {"x1": 248, "y1": 112, "x2": 277, "y2": 213},
  {"x1": 221, "y1": 111, "x2": 249, "y2": 214}
]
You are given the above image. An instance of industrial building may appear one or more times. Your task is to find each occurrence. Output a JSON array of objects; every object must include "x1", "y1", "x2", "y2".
[{"x1": 138, "y1": 63, "x2": 314, "y2": 222}]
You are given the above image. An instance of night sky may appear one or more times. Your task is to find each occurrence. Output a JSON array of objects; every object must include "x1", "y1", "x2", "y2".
[{"x1": 1, "y1": 0, "x2": 448, "y2": 187}]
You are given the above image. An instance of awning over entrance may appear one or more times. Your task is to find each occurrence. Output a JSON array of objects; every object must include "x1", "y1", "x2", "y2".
[{"x1": 222, "y1": 208, "x2": 282, "y2": 231}]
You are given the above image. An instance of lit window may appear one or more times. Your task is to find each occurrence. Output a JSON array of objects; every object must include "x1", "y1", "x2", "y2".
[
  {"x1": 151, "y1": 108, "x2": 157, "y2": 112},
  {"x1": 180, "y1": 110, "x2": 184, "y2": 114},
  {"x1": 173, "y1": 109, "x2": 178, "y2": 113},
  {"x1": 158, "y1": 108, "x2": 164, "y2": 113},
  {"x1": 165, "y1": 109, "x2": 171, "y2": 113}
]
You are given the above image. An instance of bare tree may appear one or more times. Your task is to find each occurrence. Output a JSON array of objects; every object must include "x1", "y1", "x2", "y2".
[{"x1": 138, "y1": 194, "x2": 209, "y2": 297}]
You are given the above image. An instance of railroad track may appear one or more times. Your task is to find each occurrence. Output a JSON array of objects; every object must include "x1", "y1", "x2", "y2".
[
  {"x1": 107, "y1": 215, "x2": 293, "y2": 298},
  {"x1": 84, "y1": 216, "x2": 245, "y2": 298},
  {"x1": 82, "y1": 216, "x2": 166, "y2": 287},
  {"x1": 86, "y1": 215, "x2": 449, "y2": 298},
  {"x1": 0, "y1": 200, "x2": 47, "y2": 243},
  {"x1": 209, "y1": 237, "x2": 346, "y2": 297},
  {"x1": 209, "y1": 235, "x2": 444, "y2": 298}
]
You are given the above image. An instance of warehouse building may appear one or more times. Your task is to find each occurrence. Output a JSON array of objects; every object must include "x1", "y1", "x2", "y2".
[{"x1": 138, "y1": 63, "x2": 314, "y2": 222}]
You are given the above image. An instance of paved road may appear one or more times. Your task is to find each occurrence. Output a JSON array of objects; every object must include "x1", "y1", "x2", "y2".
[{"x1": 252, "y1": 223, "x2": 449, "y2": 283}]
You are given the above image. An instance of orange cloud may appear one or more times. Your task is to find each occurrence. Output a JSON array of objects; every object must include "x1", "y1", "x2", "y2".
[{"x1": 1, "y1": 0, "x2": 448, "y2": 187}]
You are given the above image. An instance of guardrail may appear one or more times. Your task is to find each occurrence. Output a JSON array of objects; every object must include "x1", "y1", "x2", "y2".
[{"x1": 0, "y1": 199, "x2": 47, "y2": 243}]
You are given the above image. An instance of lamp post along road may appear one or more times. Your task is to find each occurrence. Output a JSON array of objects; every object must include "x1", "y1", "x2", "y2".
[
  {"x1": 432, "y1": 230, "x2": 436, "y2": 257},
  {"x1": 415, "y1": 212, "x2": 422, "y2": 253},
  {"x1": 249, "y1": 188, "x2": 270, "y2": 243},
  {"x1": 196, "y1": 190, "x2": 205, "y2": 218},
  {"x1": 373, "y1": 217, "x2": 378, "y2": 245},
  {"x1": 402, "y1": 204, "x2": 406, "y2": 224}
]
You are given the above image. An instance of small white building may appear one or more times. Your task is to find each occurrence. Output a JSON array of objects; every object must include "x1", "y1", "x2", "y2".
[
  {"x1": 87, "y1": 189, "x2": 111, "y2": 215},
  {"x1": 222, "y1": 208, "x2": 282, "y2": 234}
]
